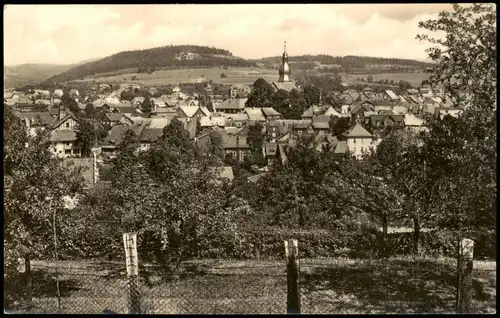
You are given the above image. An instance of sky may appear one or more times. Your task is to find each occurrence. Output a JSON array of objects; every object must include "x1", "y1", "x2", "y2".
[{"x1": 3, "y1": 4, "x2": 454, "y2": 66}]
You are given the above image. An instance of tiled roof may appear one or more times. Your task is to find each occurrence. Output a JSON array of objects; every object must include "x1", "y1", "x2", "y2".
[
  {"x1": 343, "y1": 123, "x2": 373, "y2": 138},
  {"x1": 224, "y1": 112, "x2": 249, "y2": 122},
  {"x1": 139, "y1": 128, "x2": 164, "y2": 142},
  {"x1": 384, "y1": 90, "x2": 399, "y2": 100},
  {"x1": 50, "y1": 130, "x2": 77, "y2": 142},
  {"x1": 105, "y1": 125, "x2": 144, "y2": 145},
  {"x1": 312, "y1": 121, "x2": 330, "y2": 129},
  {"x1": 222, "y1": 133, "x2": 249, "y2": 149},
  {"x1": 261, "y1": 107, "x2": 281, "y2": 117},
  {"x1": 245, "y1": 108, "x2": 266, "y2": 121},
  {"x1": 392, "y1": 106, "x2": 408, "y2": 115},
  {"x1": 404, "y1": 114, "x2": 424, "y2": 127},
  {"x1": 324, "y1": 106, "x2": 341, "y2": 117},
  {"x1": 216, "y1": 98, "x2": 247, "y2": 110},
  {"x1": 179, "y1": 106, "x2": 201, "y2": 118},
  {"x1": 105, "y1": 113, "x2": 124, "y2": 122},
  {"x1": 15, "y1": 112, "x2": 53, "y2": 126}
]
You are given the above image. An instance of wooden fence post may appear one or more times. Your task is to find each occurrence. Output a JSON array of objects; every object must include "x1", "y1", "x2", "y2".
[
  {"x1": 285, "y1": 239, "x2": 300, "y2": 314},
  {"x1": 456, "y1": 238, "x2": 474, "y2": 313},
  {"x1": 123, "y1": 233, "x2": 141, "y2": 314}
]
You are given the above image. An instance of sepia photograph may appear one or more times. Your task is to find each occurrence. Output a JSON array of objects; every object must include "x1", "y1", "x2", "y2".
[{"x1": 3, "y1": 3, "x2": 496, "y2": 314}]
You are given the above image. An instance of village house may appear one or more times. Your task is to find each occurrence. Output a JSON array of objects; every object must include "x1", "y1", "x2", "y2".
[
  {"x1": 434, "y1": 107, "x2": 463, "y2": 119},
  {"x1": 342, "y1": 123, "x2": 378, "y2": 160},
  {"x1": 230, "y1": 84, "x2": 252, "y2": 98},
  {"x1": 101, "y1": 113, "x2": 126, "y2": 129},
  {"x1": 311, "y1": 115, "x2": 331, "y2": 135},
  {"x1": 404, "y1": 114, "x2": 427, "y2": 134},
  {"x1": 53, "y1": 89, "x2": 64, "y2": 98},
  {"x1": 266, "y1": 121, "x2": 281, "y2": 143},
  {"x1": 176, "y1": 106, "x2": 211, "y2": 119},
  {"x1": 381, "y1": 89, "x2": 399, "y2": 102},
  {"x1": 223, "y1": 113, "x2": 249, "y2": 128},
  {"x1": 368, "y1": 114, "x2": 405, "y2": 131},
  {"x1": 214, "y1": 98, "x2": 247, "y2": 114},
  {"x1": 69, "y1": 89, "x2": 80, "y2": 97},
  {"x1": 49, "y1": 110, "x2": 80, "y2": 158},
  {"x1": 16, "y1": 111, "x2": 54, "y2": 136},
  {"x1": 261, "y1": 107, "x2": 282, "y2": 121},
  {"x1": 245, "y1": 108, "x2": 267, "y2": 124}
]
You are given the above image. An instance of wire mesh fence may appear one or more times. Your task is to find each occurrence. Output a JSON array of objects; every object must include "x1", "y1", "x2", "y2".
[
  {"x1": 299, "y1": 257, "x2": 496, "y2": 314},
  {"x1": 4, "y1": 257, "x2": 495, "y2": 314}
]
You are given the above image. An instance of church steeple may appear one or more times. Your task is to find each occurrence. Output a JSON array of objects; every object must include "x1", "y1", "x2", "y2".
[{"x1": 278, "y1": 41, "x2": 291, "y2": 82}]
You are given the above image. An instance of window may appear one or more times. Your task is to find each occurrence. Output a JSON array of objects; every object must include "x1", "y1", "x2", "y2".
[
  {"x1": 64, "y1": 149, "x2": 71, "y2": 155},
  {"x1": 353, "y1": 139, "x2": 356, "y2": 143},
  {"x1": 66, "y1": 122, "x2": 70, "y2": 128},
  {"x1": 271, "y1": 132, "x2": 276, "y2": 138}
]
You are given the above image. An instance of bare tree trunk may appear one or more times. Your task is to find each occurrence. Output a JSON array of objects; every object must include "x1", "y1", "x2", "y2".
[{"x1": 24, "y1": 256, "x2": 32, "y2": 306}]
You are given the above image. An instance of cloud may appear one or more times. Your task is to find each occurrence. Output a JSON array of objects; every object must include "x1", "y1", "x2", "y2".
[{"x1": 3, "y1": 4, "x2": 455, "y2": 66}]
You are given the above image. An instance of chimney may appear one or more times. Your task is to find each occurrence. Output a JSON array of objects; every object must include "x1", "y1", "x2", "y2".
[{"x1": 59, "y1": 104, "x2": 66, "y2": 120}]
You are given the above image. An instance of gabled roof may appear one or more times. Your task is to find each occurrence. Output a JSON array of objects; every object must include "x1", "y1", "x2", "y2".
[
  {"x1": 49, "y1": 113, "x2": 78, "y2": 130},
  {"x1": 392, "y1": 106, "x2": 408, "y2": 115},
  {"x1": 105, "y1": 113, "x2": 124, "y2": 122},
  {"x1": 261, "y1": 107, "x2": 281, "y2": 117},
  {"x1": 15, "y1": 111, "x2": 53, "y2": 126},
  {"x1": 178, "y1": 106, "x2": 202, "y2": 118},
  {"x1": 104, "y1": 125, "x2": 144, "y2": 145},
  {"x1": 50, "y1": 130, "x2": 77, "y2": 142},
  {"x1": 199, "y1": 106, "x2": 211, "y2": 117},
  {"x1": 139, "y1": 128, "x2": 164, "y2": 142},
  {"x1": 404, "y1": 114, "x2": 424, "y2": 127},
  {"x1": 343, "y1": 123, "x2": 373, "y2": 138},
  {"x1": 324, "y1": 106, "x2": 341, "y2": 117},
  {"x1": 245, "y1": 108, "x2": 266, "y2": 121},
  {"x1": 384, "y1": 90, "x2": 399, "y2": 100},
  {"x1": 222, "y1": 133, "x2": 249, "y2": 149},
  {"x1": 216, "y1": 98, "x2": 247, "y2": 110},
  {"x1": 224, "y1": 112, "x2": 249, "y2": 122}
]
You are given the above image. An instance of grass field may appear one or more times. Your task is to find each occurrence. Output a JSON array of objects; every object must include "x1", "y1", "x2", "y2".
[
  {"x1": 71, "y1": 67, "x2": 431, "y2": 89},
  {"x1": 6, "y1": 257, "x2": 495, "y2": 314},
  {"x1": 341, "y1": 72, "x2": 431, "y2": 87},
  {"x1": 75, "y1": 67, "x2": 279, "y2": 86}
]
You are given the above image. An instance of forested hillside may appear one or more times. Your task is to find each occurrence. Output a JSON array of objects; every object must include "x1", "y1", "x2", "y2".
[
  {"x1": 254, "y1": 54, "x2": 435, "y2": 71},
  {"x1": 42, "y1": 45, "x2": 257, "y2": 84}
]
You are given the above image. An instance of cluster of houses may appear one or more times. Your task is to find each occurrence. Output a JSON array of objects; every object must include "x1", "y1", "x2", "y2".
[{"x1": 5, "y1": 46, "x2": 464, "y2": 188}]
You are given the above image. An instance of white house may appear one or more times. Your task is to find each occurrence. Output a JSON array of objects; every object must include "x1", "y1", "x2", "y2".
[
  {"x1": 342, "y1": 123, "x2": 377, "y2": 160},
  {"x1": 49, "y1": 112, "x2": 80, "y2": 158}
]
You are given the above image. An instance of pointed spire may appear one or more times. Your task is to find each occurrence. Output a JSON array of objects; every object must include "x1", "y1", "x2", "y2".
[
  {"x1": 284, "y1": 41, "x2": 287, "y2": 53},
  {"x1": 319, "y1": 88, "x2": 323, "y2": 105}
]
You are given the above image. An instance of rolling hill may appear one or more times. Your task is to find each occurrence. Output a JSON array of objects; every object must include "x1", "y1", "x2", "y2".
[
  {"x1": 41, "y1": 45, "x2": 257, "y2": 85},
  {"x1": 4, "y1": 58, "x2": 102, "y2": 88}
]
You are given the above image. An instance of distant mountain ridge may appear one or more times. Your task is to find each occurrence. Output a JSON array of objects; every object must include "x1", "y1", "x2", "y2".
[
  {"x1": 41, "y1": 45, "x2": 256, "y2": 85},
  {"x1": 3, "y1": 58, "x2": 102, "y2": 88},
  {"x1": 252, "y1": 54, "x2": 435, "y2": 69}
]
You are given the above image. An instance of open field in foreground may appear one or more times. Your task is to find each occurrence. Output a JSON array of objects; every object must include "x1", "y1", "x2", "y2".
[{"x1": 6, "y1": 257, "x2": 495, "y2": 314}]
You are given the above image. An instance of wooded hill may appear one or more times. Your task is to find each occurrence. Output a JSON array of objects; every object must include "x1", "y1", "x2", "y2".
[
  {"x1": 41, "y1": 45, "x2": 257, "y2": 85},
  {"x1": 253, "y1": 54, "x2": 435, "y2": 70}
]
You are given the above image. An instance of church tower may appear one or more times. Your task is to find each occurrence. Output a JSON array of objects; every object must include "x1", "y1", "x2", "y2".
[
  {"x1": 278, "y1": 41, "x2": 291, "y2": 82},
  {"x1": 272, "y1": 41, "x2": 297, "y2": 92}
]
